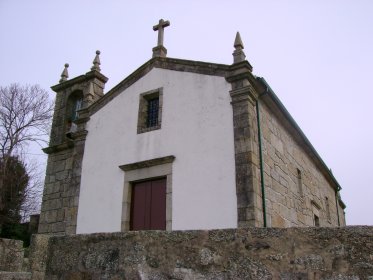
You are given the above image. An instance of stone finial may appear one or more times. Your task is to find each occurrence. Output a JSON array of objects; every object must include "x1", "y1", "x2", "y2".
[
  {"x1": 233, "y1": 32, "x2": 246, "y2": 64},
  {"x1": 152, "y1": 19, "x2": 170, "y2": 58},
  {"x1": 234, "y1": 32, "x2": 244, "y2": 50},
  {"x1": 91, "y1": 50, "x2": 101, "y2": 72},
  {"x1": 59, "y1": 63, "x2": 69, "y2": 83}
]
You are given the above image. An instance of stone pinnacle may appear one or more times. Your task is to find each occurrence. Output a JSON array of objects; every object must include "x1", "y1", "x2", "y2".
[
  {"x1": 59, "y1": 63, "x2": 69, "y2": 83},
  {"x1": 234, "y1": 32, "x2": 244, "y2": 50},
  {"x1": 233, "y1": 31, "x2": 246, "y2": 64},
  {"x1": 91, "y1": 50, "x2": 101, "y2": 72}
]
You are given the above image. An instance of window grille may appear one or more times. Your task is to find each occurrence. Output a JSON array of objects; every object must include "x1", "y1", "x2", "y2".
[
  {"x1": 147, "y1": 97, "x2": 159, "y2": 128},
  {"x1": 137, "y1": 88, "x2": 163, "y2": 134}
]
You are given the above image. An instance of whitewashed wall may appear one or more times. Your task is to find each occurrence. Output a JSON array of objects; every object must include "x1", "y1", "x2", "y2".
[{"x1": 76, "y1": 68, "x2": 237, "y2": 234}]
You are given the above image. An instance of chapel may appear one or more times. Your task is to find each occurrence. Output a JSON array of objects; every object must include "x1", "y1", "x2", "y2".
[{"x1": 38, "y1": 19, "x2": 346, "y2": 235}]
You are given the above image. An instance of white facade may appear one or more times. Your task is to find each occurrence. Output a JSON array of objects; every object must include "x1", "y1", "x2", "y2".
[{"x1": 76, "y1": 68, "x2": 237, "y2": 234}]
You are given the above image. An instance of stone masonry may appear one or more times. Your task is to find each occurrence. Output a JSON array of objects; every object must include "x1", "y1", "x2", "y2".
[
  {"x1": 226, "y1": 59, "x2": 262, "y2": 227},
  {"x1": 0, "y1": 238, "x2": 31, "y2": 279},
  {"x1": 38, "y1": 55, "x2": 108, "y2": 235},
  {"x1": 29, "y1": 226, "x2": 373, "y2": 279},
  {"x1": 258, "y1": 95, "x2": 345, "y2": 227},
  {"x1": 225, "y1": 34, "x2": 345, "y2": 228}
]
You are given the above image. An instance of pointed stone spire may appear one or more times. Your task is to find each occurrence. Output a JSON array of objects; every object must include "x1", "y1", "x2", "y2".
[
  {"x1": 59, "y1": 63, "x2": 69, "y2": 83},
  {"x1": 233, "y1": 32, "x2": 246, "y2": 64},
  {"x1": 91, "y1": 50, "x2": 101, "y2": 71},
  {"x1": 234, "y1": 32, "x2": 244, "y2": 49}
]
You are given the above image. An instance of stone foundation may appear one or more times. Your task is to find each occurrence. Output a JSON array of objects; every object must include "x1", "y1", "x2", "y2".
[
  {"x1": 0, "y1": 238, "x2": 24, "y2": 272},
  {"x1": 29, "y1": 226, "x2": 373, "y2": 279},
  {"x1": 0, "y1": 238, "x2": 31, "y2": 279}
]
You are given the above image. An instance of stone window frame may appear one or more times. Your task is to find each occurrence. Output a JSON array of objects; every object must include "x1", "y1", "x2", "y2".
[
  {"x1": 311, "y1": 200, "x2": 321, "y2": 227},
  {"x1": 137, "y1": 88, "x2": 163, "y2": 134},
  {"x1": 119, "y1": 156, "x2": 174, "y2": 231}
]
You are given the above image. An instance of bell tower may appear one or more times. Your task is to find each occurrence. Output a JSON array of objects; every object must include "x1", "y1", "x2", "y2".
[
  {"x1": 39, "y1": 51, "x2": 108, "y2": 235},
  {"x1": 49, "y1": 50, "x2": 107, "y2": 146}
]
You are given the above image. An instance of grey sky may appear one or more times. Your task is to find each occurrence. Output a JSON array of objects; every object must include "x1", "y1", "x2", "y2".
[{"x1": 1, "y1": 0, "x2": 372, "y2": 225}]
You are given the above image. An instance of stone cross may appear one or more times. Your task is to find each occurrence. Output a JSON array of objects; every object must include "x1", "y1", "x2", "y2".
[{"x1": 153, "y1": 19, "x2": 170, "y2": 47}]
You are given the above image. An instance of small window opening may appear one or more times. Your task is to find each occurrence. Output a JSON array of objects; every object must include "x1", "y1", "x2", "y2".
[
  {"x1": 325, "y1": 197, "x2": 331, "y2": 221},
  {"x1": 67, "y1": 91, "x2": 83, "y2": 122},
  {"x1": 147, "y1": 97, "x2": 159, "y2": 128},
  {"x1": 65, "y1": 91, "x2": 83, "y2": 138},
  {"x1": 297, "y1": 168, "x2": 303, "y2": 196},
  {"x1": 72, "y1": 98, "x2": 82, "y2": 121},
  {"x1": 137, "y1": 88, "x2": 163, "y2": 134},
  {"x1": 314, "y1": 214, "x2": 320, "y2": 227}
]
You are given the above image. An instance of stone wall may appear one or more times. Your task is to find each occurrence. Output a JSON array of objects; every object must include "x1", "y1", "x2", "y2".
[
  {"x1": 29, "y1": 227, "x2": 373, "y2": 280},
  {"x1": 38, "y1": 66, "x2": 107, "y2": 235},
  {"x1": 0, "y1": 238, "x2": 31, "y2": 279},
  {"x1": 0, "y1": 238, "x2": 24, "y2": 272},
  {"x1": 38, "y1": 139, "x2": 85, "y2": 235},
  {"x1": 258, "y1": 98, "x2": 345, "y2": 228}
]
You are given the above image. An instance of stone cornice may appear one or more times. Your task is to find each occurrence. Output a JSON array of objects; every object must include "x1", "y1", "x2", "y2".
[
  {"x1": 230, "y1": 86, "x2": 257, "y2": 106},
  {"x1": 42, "y1": 140, "x2": 74, "y2": 154},
  {"x1": 71, "y1": 130, "x2": 88, "y2": 141},
  {"x1": 51, "y1": 70, "x2": 108, "y2": 92},
  {"x1": 225, "y1": 61, "x2": 258, "y2": 97},
  {"x1": 42, "y1": 130, "x2": 88, "y2": 154},
  {"x1": 119, "y1": 156, "x2": 175, "y2": 172}
]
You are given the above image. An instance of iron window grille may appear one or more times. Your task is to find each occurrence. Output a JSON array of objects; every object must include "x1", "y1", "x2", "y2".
[{"x1": 137, "y1": 88, "x2": 163, "y2": 134}]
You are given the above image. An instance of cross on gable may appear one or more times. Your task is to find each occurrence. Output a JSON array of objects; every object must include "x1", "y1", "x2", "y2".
[{"x1": 153, "y1": 19, "x2": 170, "y2": 47}]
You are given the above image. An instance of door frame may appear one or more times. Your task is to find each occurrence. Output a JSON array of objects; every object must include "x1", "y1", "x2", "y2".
[{"x1": 119, "y1": 156, "x2": 174, "y2": 231}]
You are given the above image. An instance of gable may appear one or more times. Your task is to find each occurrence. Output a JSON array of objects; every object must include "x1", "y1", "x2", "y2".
[{"x1": 88, "y1": 57, "x2": 230, "y2": 116}]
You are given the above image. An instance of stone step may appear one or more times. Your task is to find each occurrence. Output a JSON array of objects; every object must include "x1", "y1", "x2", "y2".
[{"x1": 0, "y1": 271, "x2": 32, "y2": 280}]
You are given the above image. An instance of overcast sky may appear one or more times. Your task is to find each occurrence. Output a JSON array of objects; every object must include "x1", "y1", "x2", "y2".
[{"x1": 1, "y1": 0, "x2": 372, "y2": 225}]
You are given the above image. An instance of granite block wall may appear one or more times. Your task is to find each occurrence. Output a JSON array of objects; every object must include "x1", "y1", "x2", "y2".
[
  {"x1": 256, "y1": 100, "x2": 345, "y2": 228},
  {"x1": 0, "y1": 238, "x2": 24, "y2": 272},
  {"x1": 38, "y1": 138, "x2": 85, "y2": 235},
  {"x1": 29, "y1": 227, "x2": 373, "y2": 280}
]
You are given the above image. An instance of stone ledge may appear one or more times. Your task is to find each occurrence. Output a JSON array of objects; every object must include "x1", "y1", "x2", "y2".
[
  {"x1": 119, "y1": 155, "x2": 175, "y2": 171},
  {"x1": 0, "y1": 271, "x2": 32, "y2": 280},
  {"x1": 42, "y1": 141, "x2": 74, "y2": 154}
]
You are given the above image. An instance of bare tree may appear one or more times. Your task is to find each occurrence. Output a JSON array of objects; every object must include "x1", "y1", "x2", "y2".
[
  {"x1": 0, "y1": 84, "x2": 53, "y2": 158},
  {"x1": 19, "y1": 160, "x2": 44, "y2": 221},
  {"x1": 0, "y1": 83, "x2": 53, "y2": 226}
]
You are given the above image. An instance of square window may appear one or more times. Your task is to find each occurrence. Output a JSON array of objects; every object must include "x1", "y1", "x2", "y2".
[{"x1": 137, "y1": 88, "x2": 163, "y2": 134}]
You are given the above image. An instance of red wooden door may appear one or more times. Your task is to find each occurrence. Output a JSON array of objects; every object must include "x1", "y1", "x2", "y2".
[{"x1": 130, "y1": 178, "x2": 166, "y2": 230}]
